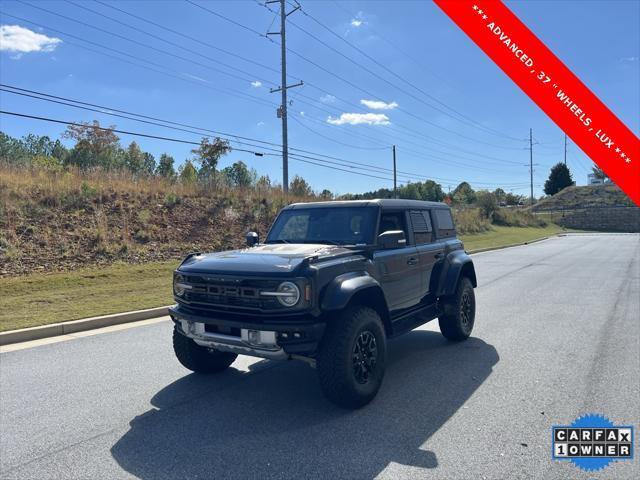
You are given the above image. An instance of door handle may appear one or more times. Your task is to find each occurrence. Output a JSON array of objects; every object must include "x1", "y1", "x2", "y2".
[
  {"x1": 407, "y1": 257, "x2": 418, "y2": 265},
  {"x1": 434, "y1": 253, "x2": 444, "y2": 260}
]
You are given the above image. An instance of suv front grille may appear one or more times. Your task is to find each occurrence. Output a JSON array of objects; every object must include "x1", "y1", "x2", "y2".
[{"x1": 178, "y1": 275, "x2": 284, "y2": 311}]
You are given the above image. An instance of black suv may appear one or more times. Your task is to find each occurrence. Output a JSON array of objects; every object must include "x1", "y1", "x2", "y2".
[{"x1": 169, "y1": 199, "x2": 477, "y2": 408}]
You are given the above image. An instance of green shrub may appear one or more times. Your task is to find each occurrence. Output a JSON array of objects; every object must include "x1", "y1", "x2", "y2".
[
  {"x1": 163, "y1": 193, "x2": 180, "y2": 207},
  {"x1": 81, "y1": 181, "x2": 98, "y2": 199},
  {"x1": 137, "y1": 209, "x2": 151, "y2": 224}
]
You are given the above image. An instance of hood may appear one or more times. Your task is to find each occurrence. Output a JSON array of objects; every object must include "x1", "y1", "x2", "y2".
[{"x1": 178, "y1": 243, "x2": 356, "y2": 275}]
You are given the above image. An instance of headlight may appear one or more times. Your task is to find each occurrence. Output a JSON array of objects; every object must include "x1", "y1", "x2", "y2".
[
  {"x1": 275, "y1": 281, "x2": 300, "y2": 307},
  {"x1": 173, "y1": 274, "x2": 189, "y2": 297}
]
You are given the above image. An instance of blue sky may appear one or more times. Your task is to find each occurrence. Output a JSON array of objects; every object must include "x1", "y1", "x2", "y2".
[{"x1": 0, "y1": 0, "x2": 638, "y2": 196}]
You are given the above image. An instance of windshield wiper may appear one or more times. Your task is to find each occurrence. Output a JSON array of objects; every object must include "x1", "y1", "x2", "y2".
[{"x1": 265, "y1": 239, "x2": 290, "y2": 244}]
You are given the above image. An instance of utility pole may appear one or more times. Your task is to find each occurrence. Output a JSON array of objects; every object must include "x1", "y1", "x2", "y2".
[
  {"x1": 564, "y1": 134, "x2": 567, "y2": 165},
  {"x1": 392, "y1": 145, "x2": 397, "y2": 198},
  {"x1": 529, "y1": 128, "x2": 534, "y2": 205},
  {"x1": 267, "y1": 0, "x2": 303, "y2": 194}
]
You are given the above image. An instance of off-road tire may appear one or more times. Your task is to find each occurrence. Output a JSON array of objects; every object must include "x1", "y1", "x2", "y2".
[
  {"x1": 438, "y1": 276, "x2": 475, "y2": 341},
  {"x1": 317, "y1": 306, "x2": 387, "y2": 409},
  {"x1": 173, "y1": 327, "x2": 238, "y2": 373}
]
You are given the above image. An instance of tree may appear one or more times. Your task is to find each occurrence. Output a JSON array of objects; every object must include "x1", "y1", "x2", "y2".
[
  {"x1": 63, "y1": 121, "x2": 121, "y2": 169},
  {"x1": 191, "y1": 137, "x2": 230, "y2": 182},
  {"x1": 220, "y1": 161, "x2": 255, "y2": 188},
  {"x1": 256, "y1": 175, "x2": 272, "y2": 192},
  {"x1": 475, "y1": 190, "x2": 498, "y2": 219},
  {"x1": 544, "y1": 162, "x2": 573, "y2": 195},
  {"x1": 156, "y1": 153, "x2": 176, "y2": 179},
  {"x1": 591, "y1": 164, "x2": 608, "y2": 180},
  {"x1": 419, "y1": 180, "x2": 445, "y2": 201},
  {"x1": 452, "y1": 182, "x2": 476, "y2": 204},
  {"x1": 125, "y1": 141, "x2": 145, "y2": 174},
  {"x1": 505, "y1": 192, "x2": 523, "y2": 206},
  {"x1": 179, "y1": 160, "x2": 198, "y2": 184},
  {"x1": 142, "y1": 152, "x2": 156, "y2": 176},
  {"x1": 289, "y1": 175, "x2": 313, "y2": 197},
  {"x1": 320, "y1": 189, "x2": 333, "y2": 199},
  {"x1": 0, "y1": 132, "x2": 30, "y2": 165},
  {"x1": 31, "y1": 155, "x2": 63, "y2": 172},
  {"x1": 403, "y1": 182, "x2": 421, "y2": 200},
  {"x1": 493, "y1": 188, "x2": 506, "y2": 205}
]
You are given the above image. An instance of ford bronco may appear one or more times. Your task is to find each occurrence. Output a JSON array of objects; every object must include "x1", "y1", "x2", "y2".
[{"x1": 169, "y1": 199, "x2": 477, "y2": 408}]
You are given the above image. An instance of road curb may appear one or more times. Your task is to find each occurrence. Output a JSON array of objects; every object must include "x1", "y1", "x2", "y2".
[
  {"x1": 467, "y1": 235, "x2": 551, "y2": 255},
  {"x1": 0, "y1": 306, "x2": 171, "y2": 346}
]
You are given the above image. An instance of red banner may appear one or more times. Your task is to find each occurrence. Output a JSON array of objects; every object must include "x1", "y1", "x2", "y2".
[{"x1": 434, "y1": 0, "x2": 640, "y2": 206}]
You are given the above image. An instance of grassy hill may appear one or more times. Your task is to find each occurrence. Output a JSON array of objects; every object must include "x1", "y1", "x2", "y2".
[
  {"x1": 532, "y1": 184, "x2": 634, "y2": 211},
  {"x1": 0, "y1": 165, "x2": 305, "y2": 276}
]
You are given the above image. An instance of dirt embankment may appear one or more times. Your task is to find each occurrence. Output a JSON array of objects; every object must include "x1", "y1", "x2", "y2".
[{"x1": 1, "y1": 171, "x2": 292, "y2": 276}]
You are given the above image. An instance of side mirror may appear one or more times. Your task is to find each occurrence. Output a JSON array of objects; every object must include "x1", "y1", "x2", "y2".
[
  {"x1": 245, "y1": 231, "x2": 259, "y2": 247},
  {"x1": 377, "y1": 230, "x2": 406, "y2": 249}
]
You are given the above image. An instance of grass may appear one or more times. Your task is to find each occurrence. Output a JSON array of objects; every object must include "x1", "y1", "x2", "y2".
[
  {"x1": 461, "y1": 224, "x2": 573, "y2": 252},
  {"x1": 0, "y1": 261, "x2": 177, "y2": 332}
]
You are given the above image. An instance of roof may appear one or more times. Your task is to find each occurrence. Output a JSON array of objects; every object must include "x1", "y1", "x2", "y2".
[{"x1": 284, "y1": 199, "x2": 449, "y2": 210}]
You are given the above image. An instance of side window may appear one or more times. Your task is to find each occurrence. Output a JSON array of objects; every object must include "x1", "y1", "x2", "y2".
[
  {"x1": 379, "y1": 211, "x2": 408, "y2": 239},
  {"x1": 410, "y1": 210, "x2": 433, "y2": 245},
  {"x1": 434, "y1": 209, "x2": 456, "y2": 238}
]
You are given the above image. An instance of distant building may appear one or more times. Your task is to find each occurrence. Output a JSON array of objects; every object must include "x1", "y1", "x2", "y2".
[
  {"x1": 587, "y1": 174, "x2": 611, "y2": 185},
  {"x1": 588, "y1": 174, "x2": 604, "y2": 185}
]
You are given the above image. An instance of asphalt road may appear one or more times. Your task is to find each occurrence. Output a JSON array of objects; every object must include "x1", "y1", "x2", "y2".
[{"x1": 1, "y1": 233, "x2": 638, "y2": 480}]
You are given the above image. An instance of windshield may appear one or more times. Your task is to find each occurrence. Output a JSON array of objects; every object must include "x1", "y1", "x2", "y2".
[{"x1": 266, "y1": 206, "x2": 379, "y2": 246}]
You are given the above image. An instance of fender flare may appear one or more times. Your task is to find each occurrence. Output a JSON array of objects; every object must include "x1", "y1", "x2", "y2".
[
  {"x1": 437, "y1": 250, "x2": 477, "y2": 297},
  {"x1": 321, "y1": 271, "x2": 386, "y2": 312}
]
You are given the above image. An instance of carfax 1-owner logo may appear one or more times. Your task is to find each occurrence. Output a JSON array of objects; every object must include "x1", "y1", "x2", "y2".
[{"x1": 552, "y1": 414, "x2": 634, "y2": 472}]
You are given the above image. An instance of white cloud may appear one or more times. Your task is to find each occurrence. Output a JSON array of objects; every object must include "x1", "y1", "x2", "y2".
[
  {"x1": 300, "y1": 111, "x2": 305, "y2": 116},
  {"x1": 360, "y1": 99, "x2": 398, "y2": 110},
  {"x1": 620, "y1": 56, "x2": 638, "y2": 63},
  {"x1": 350, "y1": 11, "x2": 365, "y2": 27},
  {"x1": 251, "y1": 80, "x2": 262, "y2": 88},
  {"x1": 257, "y1": 121, "x2": 265, "y2": 126},
  {"x1": 319, "y1": 94, "x2": 336, "y2": 103},
  {"x1": 0, "y1": 25, "x2": 61, "y2": 54},
  {"x1": 327, "y1": 112, "x2": 390, "y2": 126}
]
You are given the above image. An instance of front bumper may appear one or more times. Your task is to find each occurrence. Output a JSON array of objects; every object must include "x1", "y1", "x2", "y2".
[{"x1": 169, "y1": 305, "x2": 325, "y2": 360}]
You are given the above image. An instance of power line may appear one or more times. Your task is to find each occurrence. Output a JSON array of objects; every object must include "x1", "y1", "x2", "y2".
[
  {"x1": 0, "y1": 13, "x2": 279, "y2": 111},
  {"x1": 20, "y1": 1, "x2": 528, "y2": 166},
  {"x1": 0, "y1": 110, "x2": 265, "y2": 154},
  {"x1": 0, "y1": 110, "x2": 412, "y2": 183},
  {"x1": 2, "y1": 105, "x2": 526, "y2": 188},
  {"x1": 76, "y1": 0, "x2": 525, "y2": 162},
  {"x1": 0, "y1": 85, "x2": 280, "y2": 147},
  {"x1": 269, "y1": 5, "x2": 528, "y2": 149},
  {"x1": 298, "y1": 5, "x2": 523, "y2": 142},
  {"x1": 197, "y1": 1, "x2": 529, "y2": 151},
  {"x1": 93, "y1": 0, "x2": 284, "y2": 79},
  {"x1": 1, "y1": 83, "x2": 536, "y2": 188},
  {"x1": 185, "y1": 0, "x2": 270, "y2": 39},
  {"x1": 18, "y1": 1, "x2": 274, "y2": 87}
]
